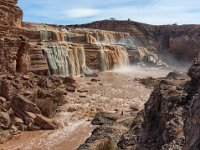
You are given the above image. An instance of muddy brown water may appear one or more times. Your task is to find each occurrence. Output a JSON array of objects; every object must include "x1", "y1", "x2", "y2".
[{"x1": 0, "y1": 67, "x2": 171, "y2": 150}]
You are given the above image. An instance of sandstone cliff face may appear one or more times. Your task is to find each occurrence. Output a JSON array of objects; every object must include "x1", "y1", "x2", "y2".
[
  {"x1": 117, "y1": 72, "x2": 190, "y2": 149},
  {"x1": 0, "y1": 0, "x2": 74, "y2": 143},
  {"x1": 184, "y1": 54, "x2": 200, "y2": 150},
  {"x1": 0, "y1": 0, "x2": 22, "y2": 27},
  {"x1": 70, "y1": 20, "x2": 200, "y2": 63},
  {"x1": 0, "y1": 0, "x2": 25, "y2": 75}
]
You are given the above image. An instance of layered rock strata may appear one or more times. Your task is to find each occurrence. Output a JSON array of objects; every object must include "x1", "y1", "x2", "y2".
[{"x1": 70, "y1": 20, "x2": 200, "y2": 64}]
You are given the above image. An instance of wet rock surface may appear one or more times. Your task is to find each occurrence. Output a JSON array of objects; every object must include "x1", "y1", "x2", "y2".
[
  {"x1": 78, "y1": 111, "x2": 135, "y2": 150},
  {"x1": 73, "y1": 20, "x2": 200, "y2": 63},
  {"x1": 184, "y1": 54, "x2": 200, "y2": 150}
]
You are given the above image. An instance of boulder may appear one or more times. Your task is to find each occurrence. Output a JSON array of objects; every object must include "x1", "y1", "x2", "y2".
[
  {"x1": 34, "y1": 114, "x2": 57, "y2": 130},
  {"x1": 188, "y1": 53, "x2": 200, "y2": 83},
  {"x1": 11, "y1": 94, "x2": 41, "y2": 114},
  {"x1": 0, "y1": 112, "x2": 11, "y2": 129},
  {"x1": 0, "y1": 96, "x2": 6, "y2": 111},
  {"x1": 34, "y1": 98, "x2": 57, "y2": 117},
  {"x1": 14, "y1": 116, "x2": 24, "y2": 126},
  {"x1": 0, "y1": 130, "x2": 12, "y2": 144},
  {"x1": 0, "y1": 96, "x2": 6, "y2": 103}
]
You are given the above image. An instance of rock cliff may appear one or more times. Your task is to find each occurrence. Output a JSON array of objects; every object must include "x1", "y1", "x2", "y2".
[
  {"x1": 116, "y1": 54, "x2": 200, "y2": 150},
  {"x1": 0, "y1": 0, "x2": 75, "y2": 143},
  {"x1": 70, "y1": 20, "x2": 200, "y2": 64}
]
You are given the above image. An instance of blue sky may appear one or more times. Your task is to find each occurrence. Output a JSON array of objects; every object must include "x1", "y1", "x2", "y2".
[{"x1": 18, "y1": 0, "x2": 200, "y2": 25}]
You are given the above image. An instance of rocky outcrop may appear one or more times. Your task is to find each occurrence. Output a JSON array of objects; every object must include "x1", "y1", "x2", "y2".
[
  {"x1": 184, "y1": 54, "x2": 200, "y2": 150},
  {"x1": 138, "y1": 75, "x2": 189, "y2": 149},
  {"x1": 188, "y1": 53, "x2": 200, "y2": 78},
  {"x1": 0, "y1": 0, "x2": 22, "y2": 27},
  {"x1": 117, "y1": 72, "x2": 190, "y2": 149},
  {"x1": 184, "y1": 92, "x2": 200, "y2": 150},
  {"x1": 0, "y1": 0, "x2": 26, "y2": 75},
  {"x1": 116, "y1": 54, "x2": 200, "y2": 150},
  {"x1": 78, "y1": 111, "x2": 135, "y2": 150}
]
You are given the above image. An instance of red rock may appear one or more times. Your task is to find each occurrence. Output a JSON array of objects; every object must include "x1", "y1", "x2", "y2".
[
  {"x1": 14, "y1": 117, "x2": 24, "y2": 126},
  {"x1": 34, "y1": 114, "x2": 57, "y2": 130},
  {"x1": 0, "y1": 112, "x2": 11, "y2": 129},
  {"x1": 0, "y1": 131, "x2": 12, "y2": 144},
  {"x1": 130, "y1": 103, "x2": 143, "y2": 111},
  {"x1": 11, "y1": 94, "x2": 41, "y2": 114},
  {"x1": 0, "y1": 96, "x2": 6, "y2": 104}
]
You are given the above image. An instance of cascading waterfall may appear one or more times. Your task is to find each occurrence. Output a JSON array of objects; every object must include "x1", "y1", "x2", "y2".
[
  {"x1": 99, "y1": 45, "x2": 130, "y2": 71},
  {"x1": 34, "y1": 25, "x2": 133, "y2": 76},
  {"x1": 34, "y1": 25, "x2": 91, "y2": 77},
  {"x1": 42, "y1": 42, "x2": 87, "y2": 77},
  {"x1": 85, "y1": 30, "x2": 133, "y2": 70},
  {"x1": 37, "y1": 25, "x2": 72, "y2": 42},
  {"x1": 99, "y1": 45, "x2": 107, "y2": 71},
  {"x1": 114, "y1": 46, "x2": 130, "y2": 66}
]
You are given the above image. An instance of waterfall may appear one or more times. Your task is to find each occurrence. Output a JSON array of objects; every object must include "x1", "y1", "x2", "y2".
[
  {"x1": 98, "y1": 45, "x2": 130, "y2": 71},
  {"x1": 86, "y1": 30, "x2": 134, "y2": 46},
  {"x1": 30, "y1": 24, "x2": 133, "y2": 76},
  {"x1": 34, "y1": 25, "x2": 90, "y2": 77},
  {"x1": 85, "y1": 30, "x2": 132, "y2": 71},
  {"x1": 37, "y1": 25, "x2": 72, "y2": 42},
  {"x1": 42, "y1": 42, "x2": 87, "y2": 77},
  {"x1": 115, "y1": 46, "x2": 130, "y2": 66},
  {"x1": 99, "y1": 45, "x2": 107, "y2": 71}
]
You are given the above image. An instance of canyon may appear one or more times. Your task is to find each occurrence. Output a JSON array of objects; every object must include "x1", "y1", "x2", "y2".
[{"x1": 1, "y1": 0, "x2": 200, "y2": 150}]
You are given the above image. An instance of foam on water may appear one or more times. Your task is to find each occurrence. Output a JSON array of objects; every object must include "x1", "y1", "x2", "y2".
[
  {"x1": 4, "y1": 111, "x2": 90, "y2": 150},
  {"x1": 113, "y1": 65, "x2": 171, "y2": 78}
]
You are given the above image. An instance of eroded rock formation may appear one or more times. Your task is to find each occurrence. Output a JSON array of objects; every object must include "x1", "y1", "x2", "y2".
[
  {"x1": 115, "y1": 55, "x2": 200, "y2": 150},
  {"x1": 0, "y1": 0, "x2": 75, "y2": 143},
  {"x1": 20, "y1": 23, "x2": 136, "y2": 76},
  {"x1": 71, "y1": 20, "x2": 200, "y2": 64}
]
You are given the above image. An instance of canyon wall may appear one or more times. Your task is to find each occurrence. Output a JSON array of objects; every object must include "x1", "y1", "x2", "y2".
[
  {"x1": 70, "y1": 20, "x2": 200, "y2": 64},
  {"x1": 0, "y1": 0, "x2": 25, "y2": 74},
  {"x1": 2, "y1": 1, "x2": 198, "y2": 76},
  {"x1": 0, "y1": 1, "x2": 77, "y2": 143},
  {"x1": 117, "y1": 54, "x2": 200, "y2": 150},
  {"x1": 0, "y1": 0, "x2": 22, "y2": 27}
]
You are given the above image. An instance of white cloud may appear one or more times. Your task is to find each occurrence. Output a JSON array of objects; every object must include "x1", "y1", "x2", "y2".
[{"x1": 64, "y1": 8, "x2": 100, "y2": 18}]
